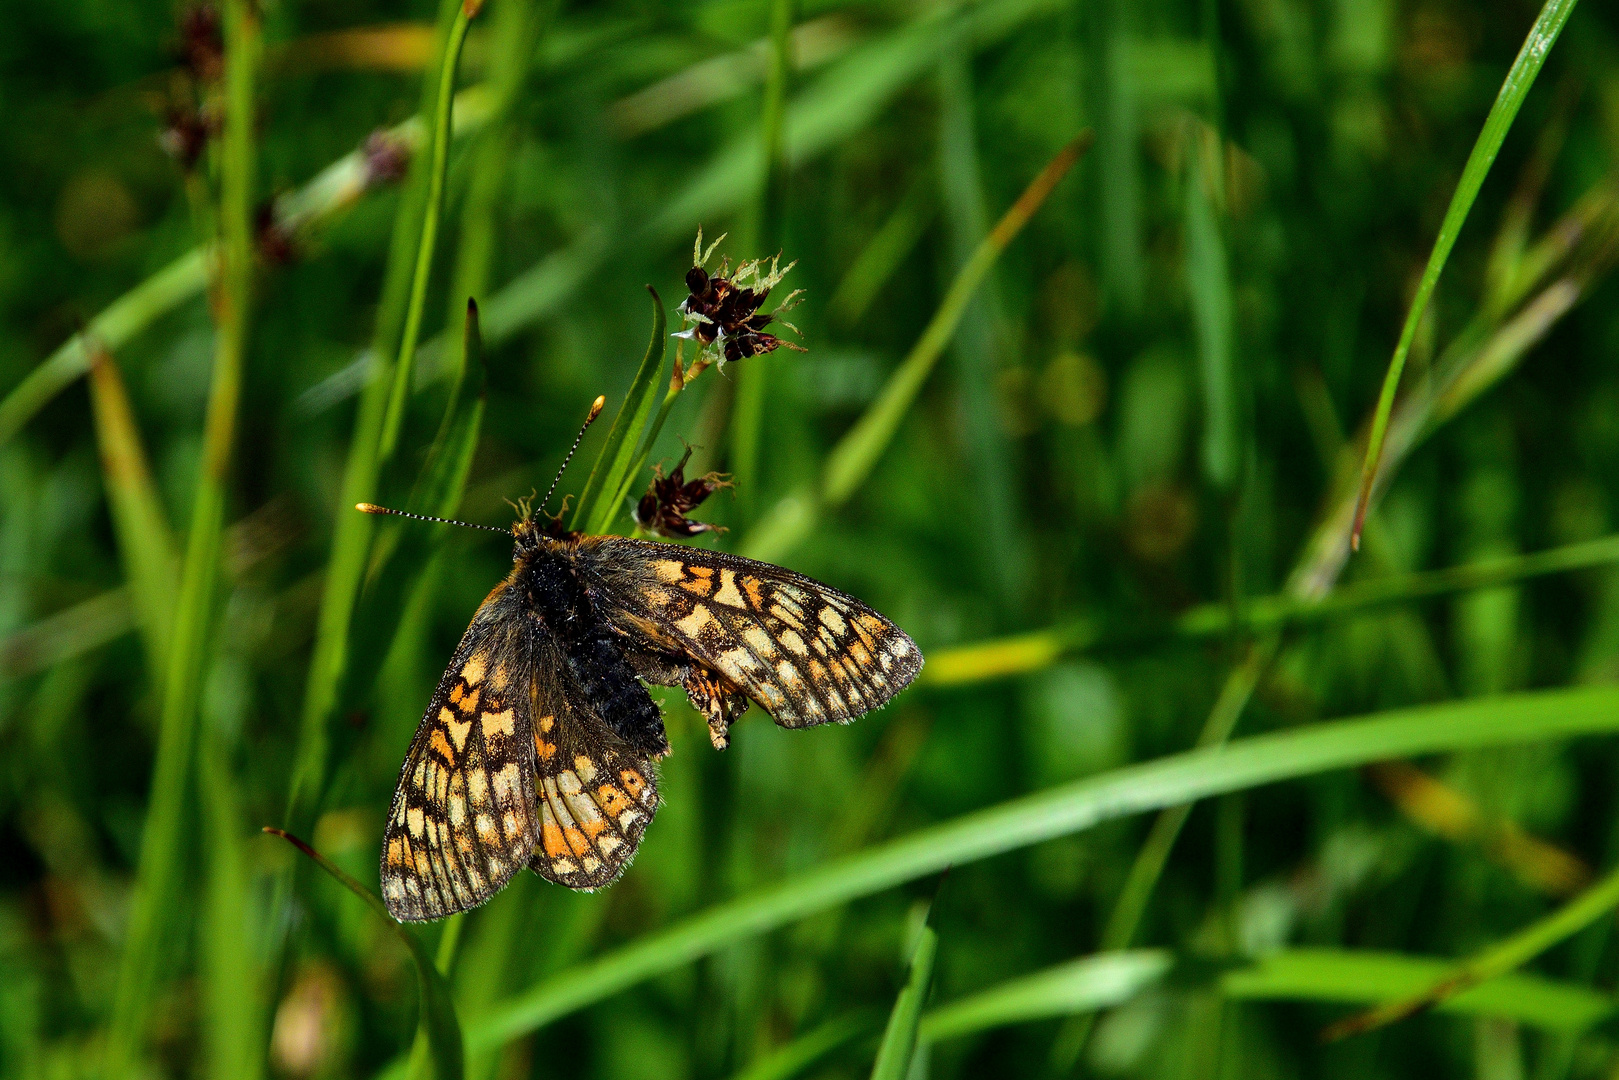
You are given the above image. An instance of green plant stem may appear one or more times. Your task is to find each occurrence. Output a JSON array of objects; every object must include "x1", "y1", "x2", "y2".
[
  {"x1": 728, "y1": 0, "x2": 796, "y2": 516},
  {"x1": 381, "y1": 4, "x2": 479, "y2": 461},
  {"x1": 1324, "y1": 860, "x2": 1619, "y2": 1040},
  {"x1": 287, "y1": 0, "x2": 476, "y2": 831},
  {"x1": 1350, "y1": 0, "x2": 1580, "y2": 547},
  {"x1": 0, "y1": 85, "x2": 497, "y2": 452},
  {"x1": 104, "y1": 2, "x2": 259, "y2": 1073},
  {"x1": 455, "y1": 682, "x2": 1619, "y2": 1054},
  {"x1": 922, "y1": 532, "x2": 1619, "y2": 686},
  {"x1": 743, "y1": 130, "x2": 1092, "y2": 562},
  {"x1": 870, "y1": 916, "x2": 938, "y2": 1080},
  {"x1": 86, "y1": 345, "x2": 178, "y2": 680}
]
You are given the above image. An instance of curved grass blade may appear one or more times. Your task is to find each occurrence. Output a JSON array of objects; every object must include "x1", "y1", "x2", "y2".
[
  {"x1": 1227, "y1": 949, "x2": 1615, "y2": 1033},
  {"x1": 104, "y1": 4, "x2": 260, "y2": 1071},
  {"x1": 1322, "y1": 859, "x2": 1619, "y2": 1040},
  {"x1": 870, "y1": 904, "x2": 939, "y2": 1080},
  {"x1": 571, "y1": 287, "x2": 667, "y2": 535},
  {"x1": 921, "y1": 951, "x2": 1173, "y2": 1045},
  {"x1": 731, "y1": 1015, "x2": 877, "y2": 1080},
  {"x1": 461, "y1": 682, "x2": 1619, "y2": 1052},
  {"x1": 0, "y1": 86, "x2": 497, "y2": 452},
  {"x1": 743, "y1": 131, "x2": 1091, "y2": 563},
  {"x1": 343, "y1": 300, "x2": 490, "y2": 706},
  {"x1": 267, "y1": 829, "x2": 464, "y2": 1080},
  {"x1": 86, "y1": 343, "x2": 178, "y2": 678},
  {"x1": 921, "y1": 532, "x2": 1619, "y2": 686},
  {"x1": 1349, "y1": 0, "x2": 1580, "y2": 548},
  {"x1": 288, "y1": 0, "x2": 478, "y2": 831}
]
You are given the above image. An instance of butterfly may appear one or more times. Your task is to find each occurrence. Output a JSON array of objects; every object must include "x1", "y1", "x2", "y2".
[{"x1": 369, "y1": 411, "x2": 922, "y2": 922}]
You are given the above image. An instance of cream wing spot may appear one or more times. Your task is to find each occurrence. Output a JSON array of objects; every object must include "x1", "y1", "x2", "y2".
[
  {"x1": 677, "y1": 604, "x2": 719, "y2": 639},
  {"x1": 653, "y1": 559, "x2": 686, "y2": 583},
  {"x1": 407, "y1": 807, "x2": 425, "y2": 839},
  {"x1": 574, "y1": 755, "x2": 598, "y2": 783},
  {"x1": 462, "y1": 654, "x2": 487, "y2": 685},
  {"x1": 779, "y1": 629, "x2": 808, "y2": 656},
  {"x1": 713, "y1": 570, "x2": 745, "y2": 608},
  {"x1": 820, "y1": 606, "x2": 847, "y2": 635},
  {"x1": 482, "y1": 709, "x2": 516, "y2": 740},
  {"x1": 743, "y1": 625, "x2": 777, "y2": 659},
  {"x1": 446, "y1": 716, "x2": 472, "y2": 752}
]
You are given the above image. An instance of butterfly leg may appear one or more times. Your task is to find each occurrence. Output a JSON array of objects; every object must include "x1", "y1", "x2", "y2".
[{"x1": 683, "y1": 665, "x2": 750, "y2": 750}]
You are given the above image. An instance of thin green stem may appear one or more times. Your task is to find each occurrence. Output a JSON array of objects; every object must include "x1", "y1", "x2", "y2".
[
  {"x1": 1324, "y1": 859, "x2": 1619, "y2": 1040},
  {"x1": 1350, "y1": 0, "x2": 1580, "y2": 547},
  {"x1": 381, "y1": 3, "x2": 479, "y2": 462},
  {"x1": 104, "y1": 2, "x2": 258, "y2": 1073}
]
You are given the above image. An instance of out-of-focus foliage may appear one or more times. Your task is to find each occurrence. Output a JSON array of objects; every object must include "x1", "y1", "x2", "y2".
[{"x1": 8, "y1": 0, "x2": 1619, "y2": 1077}]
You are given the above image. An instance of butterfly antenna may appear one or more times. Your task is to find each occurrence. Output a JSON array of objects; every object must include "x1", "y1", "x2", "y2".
[
  {"x1": 542, "y1": 395, "x2": 607, "y2": 513},
  {"x1": 354, "y1": 503, "x2": 509, "y2": 533}
]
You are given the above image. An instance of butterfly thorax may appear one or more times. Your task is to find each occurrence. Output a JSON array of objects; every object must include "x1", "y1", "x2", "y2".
[{"x1": 509, "y1": 525, "x2": 671, "y2": 759}]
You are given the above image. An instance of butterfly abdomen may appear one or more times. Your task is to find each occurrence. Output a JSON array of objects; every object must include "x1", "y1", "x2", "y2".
[{"x1": 518, "y1": 546, "x2": 669, "y2": 758}]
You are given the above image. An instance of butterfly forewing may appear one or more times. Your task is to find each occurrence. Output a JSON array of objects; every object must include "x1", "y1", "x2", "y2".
[
  {"x1": 526, "y1": 642, "x2": 661, "y2": 890},
  {"x1": 579, "y1": 537, "x2": 923, "y2": 728},
  {"x1": 381, "y1": 592, "x2": 540, "y2": 922}
]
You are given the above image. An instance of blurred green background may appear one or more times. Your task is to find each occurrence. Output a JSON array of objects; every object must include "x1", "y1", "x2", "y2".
[{"x1": 7, "y1": 0, "x2": 1619, "y2": 1076}]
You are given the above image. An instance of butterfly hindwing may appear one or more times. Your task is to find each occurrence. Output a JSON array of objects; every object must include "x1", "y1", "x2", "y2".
[
  {"x1": 381, "y1": 586, "x2": 541, "y2": 922},
  {"x1": 526, "y1": 641, "x2": 661, "y2": 890},
  {"x1": 578, "y1": 536, "x2": 923, "y2": 729}
]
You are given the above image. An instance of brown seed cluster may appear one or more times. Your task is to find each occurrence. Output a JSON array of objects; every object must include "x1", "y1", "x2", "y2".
[
  {"x1": 633, "y1": 448, "x2": 731, "y2": 538},
  {"x1": 674, "y1": 231, "x2": 804, "y2": 367}
]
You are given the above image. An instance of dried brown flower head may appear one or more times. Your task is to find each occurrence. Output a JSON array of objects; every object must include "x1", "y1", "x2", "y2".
[
  {"x1": 159, "y1": 103, "x2": 218, "y2": 172},
  {"x1": 633, "y1": 447, "x2": 732, "y2": 538},
  {"x1": 177, "y1": 5, "x2": 225, "y2": 84},
  {"x1": 674, "y1": 230, "x2": 804, "y2": 367}
]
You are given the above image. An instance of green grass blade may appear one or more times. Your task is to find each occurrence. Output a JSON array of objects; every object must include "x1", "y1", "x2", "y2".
[
  {"x1": 104, "y1": 2, "x2": 260, "y2": 1072},
  {"x1": 1324, "y1": 859, "x2": 1619, "y2": 1040},
  {"x1": 0, "y1": 248, "x2": 208, "y2": 450},
  {"x1": 462, "y1": 682, "x2": 1619, "y2": 1052},
  {"x1": 821, "y1": 132, "x2": 1090, "y2": 509},
  {"x1": 85, "y1": 344, "x2": 177, "y2": 679},
  {"x1": 572, "y1": 288, "x2": 667, "y2": 535},
  {"x1": 0, "y1": 84, "x2": 497, "y2": 452},
  {"x1": 921, "y1": 951, "x2": 1174, "y2": 1044},
  {"x1": 200, "y1": 742, "x2": 264, "y2": 1080},
  {"x1": 1225, "y1": 949, "x2": 1615, "y2": 1033},
  {"x1": 731, "y1": 1015, "x2": 877, "y2": 1080},
  {"x1": 288, "y1": 0, "x2": 473, "y2": 831},
  {"x1": 1184, "y1": 129, "x2": 1239, "y2": 491},
  {"x1": 1349, "y1": 0, "x2": 1580, "y2": 546},
  {"x1": 869, "y1": 906, "x2": 939, "y2": 1080},
  {"x1": 743, "y1": 131, "x2": 1092, "y2": 562},
  {"x1": 922, "y1": 532, "x2": 1619, "y2": 686},
  {"x1": 268, "y1": 830, "x2": 464, "y2": 1080},
  {"x1": 379, "y1": 1, "x2": 481, "y2": 464},
  {"x1": 826, "y1": 177, "x2": 934, "y2": 327},
  {"x1": 727, "y1": 0, "x2": 796, "y2": 518}
]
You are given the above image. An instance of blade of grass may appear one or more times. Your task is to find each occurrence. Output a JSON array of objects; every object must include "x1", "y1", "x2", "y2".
[
  {"x1": 922, "y1": 951, "x2": 1174, "y2": 1044},
  {"x1": 727, "y1": 0, "x2": 796, "y2": 519},
  {"x1": 571, "y1": 288, "x2": 667, "y2": 535},
  {"x1": 268, "y1": 830, "x2": 464, "y2": 1080},
  {"x1": 1225, "y1": 949, "x2": 1615, "y2": 1032},
  {"x1": 1184, "y1": 123, "x2": 1238, "y2": 492},
  {"x1": 743, "y1": 131, "x2": 1093, "y2": 562},
  {"x1": 380, "y1": 0, "x2": 484, "y2": 463},
  {"x1": 732, "y1": 1015, "x2": 877, "y2": 1080},
  {"x1": 200, "y1": 738, "x2": 264, "y2": 1080},
  {"x1": 825, "y1": 176, "x2": 934, "y2": 327},
  {"x1": 1323, "y1": 859, "x2": 1619, "y2": 1040},
  {"x1": 287, "y1": 0, "x2": 478, "y2": 831},
  {"x1": 869, "y1": 905, "x2": 938, "y2": 1080},
  {"x1": 922, "y1": 532, "x2": 1619, "y2": 686},
  {"x1": 1349, "y1": 0, "x2": 1580, "y2": 548},
  {"x1": 0, "y1": 85, "x2": 497, "y2": 452},
  {"x1": 86, "y1": 343, "x2": 178, "y2": 679},
  {"x1": 458, "y1": 681, "x2": 1619, "y2": 1053},
  {"x1": 104, "y1": 1, "x2": 259, "y2": 1072}
]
